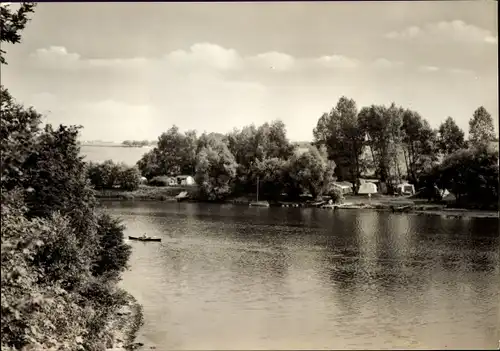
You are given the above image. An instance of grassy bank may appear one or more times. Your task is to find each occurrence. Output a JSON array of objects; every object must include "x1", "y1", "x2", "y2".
[
  {"x1": 96, "y1": 187, "x2": 498, "y2": 218},
  {"x1": 324, "y1": 194, "x2": 499, "y2": 218},
  {"x1": 96, "y1": 185, "x2": 197, "y2": 201}
]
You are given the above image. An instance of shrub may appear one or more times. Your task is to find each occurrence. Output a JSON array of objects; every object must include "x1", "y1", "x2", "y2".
[
  {"x1": 117, "y1": 166, "x2": 140, "y2": 191},
  {"x1": 149, "y1": 175, "x2": 171, "y2": 187},
  {"x1": 87, "y1": 160, "x2": 140, "y2": 191},
  {"x1": 1, "y1": 9, "x2": 134, "y2": 348},
  {"x1": 1, "y1": 86, "x2": 134, "y2": 349},
  {"x1": 1, "y1": 204, "x2": 91, "y2": 349},
  {"x1": 87, "y1": 160, "x2": 117, "y2": 189},
  {"x1": 119, "y1": 193, "x2": 135, "y2": 200},
  {"x1": 327, "y1": 186, "x2": 345, "y2": 204},
  {"x1": 438, "y1": 145, "x2": 499, "y2": 209},
  {"x1": 91, "y1": 213, "x2": 131, "y2": 281}
]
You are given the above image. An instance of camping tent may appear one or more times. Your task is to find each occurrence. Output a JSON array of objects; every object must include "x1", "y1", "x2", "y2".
[
  {"x1": 397, "y1": 183, "x2": 415, "y2": 196},
  {"x1": 331, "y1": 182, "x2": 353, "y2": 194},
  {"x1": 358, "y1": 182, "x2": 377, "y2": 195}
]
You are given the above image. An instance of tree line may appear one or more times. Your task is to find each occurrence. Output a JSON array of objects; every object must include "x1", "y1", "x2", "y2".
[
  {"x1": 136, "y1": 97, "x2": 498, "y2": 207},
  {"x1": 136, "y1": 123, "x2": 342, "y2": 202},
  {"x1": 1, "y1": 4, "x2": 133, "y2": 349},
  {"x1": 121, "y1": 140, "x2": 155, "y2": 147}
]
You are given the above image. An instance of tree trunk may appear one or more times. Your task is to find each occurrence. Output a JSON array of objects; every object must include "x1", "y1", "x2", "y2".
[
  {"x1": 369, "y1": 144, "x2": 377, "y2": 173},
  {"x1": 353, "y1": 141, "x2": 360, "y2": 195},
  {"x1": 408, "y1": 141, "x2": 418, "y2": 183},
  {"x1": 394, "y1": 151, "x2": 401, "y2": 182},
  {"x1": 402, "y1": 147, "x2": 410, "y2": 180}
]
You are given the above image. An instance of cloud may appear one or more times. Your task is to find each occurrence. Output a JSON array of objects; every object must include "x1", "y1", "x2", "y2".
[
  {"x1": 31, "y1": 46, "x2": 81, "y2": 69},
  {"x1": 484, "y1": 35, "x2": 498, "y2": 44},
  {"x1": 164, "y1": 43, "x2": 242, "y2": 70},
  {"x1": 416, "y1": 66, "x2": 477, "y2": 76},
  {"x1": 87, "y1": 57, "x2": 149, "y2": 69},
  {"x1": 385, "y1": 20, "x2": 497, "y2": 45},
  {"x1": 30, "y1": 43, "x2": 361, "y2": 74},
  {"x1": 372, "y1": 58, "x2": 404, "y2": 69},
  {"x1": 385, "y1": 26, "x2": 422, "y2": 39},
  {"x1": 247, "y1": 51, "x2": 295, "y2": 71},
  {"x1": 418, "y1": 65, "x2": 440, "y2": 72},
  {"x1": 312, "y1": 55, "x2": 359, "y2": 69},
  {"x1": 447, "y1": 68, "x2": 476, "y2": 76}
]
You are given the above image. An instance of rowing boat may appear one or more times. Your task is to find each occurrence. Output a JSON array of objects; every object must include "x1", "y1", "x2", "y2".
[{"x1": 128, "y1": 236, "x2": 161, "y2": 242}]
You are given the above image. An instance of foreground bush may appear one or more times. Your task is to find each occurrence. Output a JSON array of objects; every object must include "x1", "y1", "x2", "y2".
[
  {"x1": 1, "y1": 86, "x2": 133, "y2": 349},
  {"x1": 92, "y1": 213, "x2": 132, "y2": 280}
]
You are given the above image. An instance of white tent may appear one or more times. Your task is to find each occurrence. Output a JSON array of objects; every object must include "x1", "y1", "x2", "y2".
[
  {"x1": 358, "y1": 182, "x2": 377, "y2": 195},
  {"x1": 332, "y1": 182, "x2": 353, "y2": 194},
  {"x1": 397, "y1": 183, "x2": 415, "y2": 195}
]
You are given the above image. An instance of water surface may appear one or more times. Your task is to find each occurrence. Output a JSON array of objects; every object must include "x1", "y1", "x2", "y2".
[
  {"x1": 81, "y1": 145, "x2": 149, "y2": 166},
  {"x1": 103, "y1": 202, "x2": 499, "y2": 350}
]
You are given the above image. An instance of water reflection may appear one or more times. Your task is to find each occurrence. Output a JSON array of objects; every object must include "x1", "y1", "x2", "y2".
[{"x1": 103, "y1": 202, "x2": 499, "y2": 350}]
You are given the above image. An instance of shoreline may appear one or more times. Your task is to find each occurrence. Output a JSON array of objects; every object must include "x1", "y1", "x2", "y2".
[
  {"x1": 105, "y1": 292, "x2": 149, "y2": 351},
  {"x1": 96, "y1": 188, "x2": 498, "y2": 219}
]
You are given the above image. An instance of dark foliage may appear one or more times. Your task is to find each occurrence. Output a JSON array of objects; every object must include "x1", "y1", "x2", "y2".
[{"x1": 87, "y1": 160, "x2": 140, "y2": 191}]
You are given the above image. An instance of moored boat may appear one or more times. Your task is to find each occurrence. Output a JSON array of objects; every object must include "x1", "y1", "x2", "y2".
[
  {"x1": 391, "y1": 205, "x2": 413, "y2": 213},
  {"x1": 249, "y1": 201, "x2": 270, "y2": 207},
  {"x1": 249, "y1": 176, "x2": 270, "y2": 207}
]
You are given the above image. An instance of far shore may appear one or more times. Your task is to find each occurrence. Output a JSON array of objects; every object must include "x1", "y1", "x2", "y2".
[
  {"x1": 96, "y1": 186, "x2": 499, "y2": 219},
  {"x1": 80, "y1": 143, "x2": 154, "y2": 148}
]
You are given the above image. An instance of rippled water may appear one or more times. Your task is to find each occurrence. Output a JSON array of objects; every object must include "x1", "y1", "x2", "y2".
[{"x1": 103, "y1": 201, "x2": 499, "y2": 350}]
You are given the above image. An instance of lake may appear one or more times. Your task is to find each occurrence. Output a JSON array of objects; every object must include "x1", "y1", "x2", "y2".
[
  {"x1": 103, "y1": 201, "x2": 499, "y2": 350},
  {"x1": 80, "y1": 145, "x2": 149, "y2": 166}
]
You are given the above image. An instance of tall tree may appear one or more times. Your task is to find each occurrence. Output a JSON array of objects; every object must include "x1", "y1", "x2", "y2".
[
  {"x1": 136, "y1": 148, "x2": 161, "y2": 179},
  {"x1": 140, "y1": 125, "x2": 198, "y2": 176},
  {"x1": 195, "y1": 139, "x2": 237, "y2": 201},
  {"x1": 255, "y1": 120, "x2": 295, "y2": 160},
  {"x1": 288, "y1": 145, "x2": 335, "y2": 200},
  {"x1": 358, "y1": 103, "x2": 403, "y2": 188},
  {"x1": 224, "y1": 121, "x2": 294, "y2": 195},
  {"x1": 437, "y1": 145, "x2": 498, "y2": 208},
  {"x1": 468, "y1": 106, "x2": 496, "y2": 148},
  {"x1": 253, "y1": 157, "x2": 288, "y2": 200},
  {"x1": 313, "y1": 96, "x2": 364, "y2": 190},
  {"x1": 401, "y1": 109, "x2": 438, "y2": 184},
  {"x1": 196, "y1": 132, "x2": 226, "y2": 153},
  {"x1": 225, "y1": 125, "x2": 259, "y2": 168},
  {"x1": 0, "y1": 86, "x2": 42, "y2": 193},
  {"x1": 0, "y1": 2, "x2": 36, "y2": 64},
  {"x1": 437, "y1": 117, "x2": 466, "y2": 155}
]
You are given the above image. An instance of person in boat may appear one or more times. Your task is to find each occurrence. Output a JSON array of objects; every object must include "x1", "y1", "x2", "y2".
[{"x1": 142, "y1": 233, "x2": 147, "y2": 239}]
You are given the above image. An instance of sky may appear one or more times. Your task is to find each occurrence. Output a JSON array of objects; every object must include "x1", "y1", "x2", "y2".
[{"x1": 2, "y1": 1, "x2": 498, "y2": 142}]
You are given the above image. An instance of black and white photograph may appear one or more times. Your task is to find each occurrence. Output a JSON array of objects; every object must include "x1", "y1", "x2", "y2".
[{"x1": 1, "y1": 1, "x2": 499, "y2": 350}]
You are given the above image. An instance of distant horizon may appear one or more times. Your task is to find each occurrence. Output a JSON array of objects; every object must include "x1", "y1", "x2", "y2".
[{"x1": 78, "y1": 137, "x2": 313, "y2": 144}]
